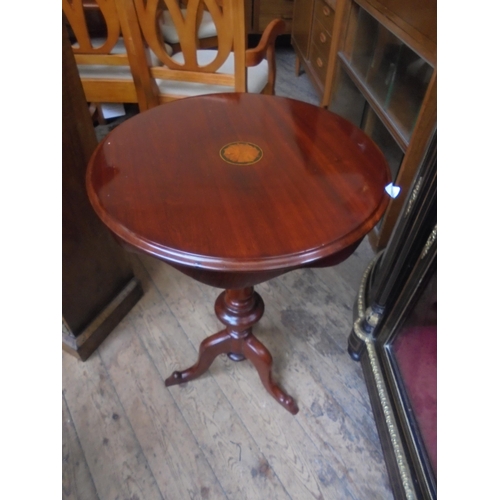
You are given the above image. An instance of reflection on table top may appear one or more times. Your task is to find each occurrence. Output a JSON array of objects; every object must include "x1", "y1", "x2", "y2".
[{"x1": 87, "y1": 93, "x2": 390, "y2": 272}]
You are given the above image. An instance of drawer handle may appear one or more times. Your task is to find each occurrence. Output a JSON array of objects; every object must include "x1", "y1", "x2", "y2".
[
  {"x1": 323, "y1": 6, "x2": 331, "y2": 16},
  {"x1": 316, "y1": 57, "x2": 324, "y2": 68},
  {"x1": 319, "y1": 32, "x2": 327, "y2": 43},
  {"x1": 280, "y1": 15, "x2": 293, "y2": 20}
]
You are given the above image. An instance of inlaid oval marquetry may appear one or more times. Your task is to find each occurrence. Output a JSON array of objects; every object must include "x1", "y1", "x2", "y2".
[{"x1": 220, "y1": 142, "x2": 263, "y2": 165}]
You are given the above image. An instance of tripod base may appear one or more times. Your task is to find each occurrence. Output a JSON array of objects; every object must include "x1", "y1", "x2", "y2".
[{"x1": 164, "y1": 287, "x2": 298, "y2": 415}]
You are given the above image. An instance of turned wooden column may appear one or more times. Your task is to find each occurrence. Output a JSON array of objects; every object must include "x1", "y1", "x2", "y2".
[{"x1": 62, "y1": 21, "x2": 142, "y2": 360}]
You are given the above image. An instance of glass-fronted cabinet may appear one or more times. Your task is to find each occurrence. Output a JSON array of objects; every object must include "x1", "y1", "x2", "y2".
[
  {"x1": 349, "y1": 131, "x2": 437, "y2": 499},
  {"x1": 344, "y1": 6, "x2": 433, "y2": 142},
  {"x1": 329, "y1": 0, "x2": 436, "y2": 250}
]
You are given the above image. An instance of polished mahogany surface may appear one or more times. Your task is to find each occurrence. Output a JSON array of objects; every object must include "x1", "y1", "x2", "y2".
[{"x1": 87, "y1": 93, "x2": 390, "y2": 275}]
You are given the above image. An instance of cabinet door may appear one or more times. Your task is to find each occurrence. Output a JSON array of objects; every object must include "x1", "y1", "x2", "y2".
[
  {"x1": 348, "y1": 132, "x2": 437, "y2": 499},
  {"x1": 291, "y1": 0, "x2": 314, "y2": 60}
]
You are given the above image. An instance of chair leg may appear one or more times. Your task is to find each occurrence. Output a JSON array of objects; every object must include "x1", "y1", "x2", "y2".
[{"x1": 89, "y1": 103, "x2": 106, "y2": 125}]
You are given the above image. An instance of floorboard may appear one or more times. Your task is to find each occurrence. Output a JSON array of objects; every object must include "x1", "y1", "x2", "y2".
[
  {"x1": 63, "y1": 394, "x2": 100, "y2": 500},
  {"x1": 62, "y1": 349, "x2": 164, "y2": 500}
]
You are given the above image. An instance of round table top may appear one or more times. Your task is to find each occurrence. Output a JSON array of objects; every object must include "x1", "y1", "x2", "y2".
[{"x1": 87, "y1": 93, "x2": 390, "y2": 273}]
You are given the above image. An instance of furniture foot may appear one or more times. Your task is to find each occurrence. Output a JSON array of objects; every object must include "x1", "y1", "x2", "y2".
[
  {"x1": 243, "y1": 333, "x2": 298, "y2": 414},
  {"x1": 295, "y1": 55, "x2": 301, "y2": 76},
  {"x1": 165, "y1": 287, "x2": 299, "y2": 414},
  {"x1": 347, "y1": 329, "x2": 365, "y2": 361},
  {"x1": 165, "y1": 329, "x2": 232, "y2": 386}
]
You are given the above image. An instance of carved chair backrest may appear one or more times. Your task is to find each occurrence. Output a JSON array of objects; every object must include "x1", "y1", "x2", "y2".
[{"x1": 132, "y1": 0, "x2": 248, "y2": 94}]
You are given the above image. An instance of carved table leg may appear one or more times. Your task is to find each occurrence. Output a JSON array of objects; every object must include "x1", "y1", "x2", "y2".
[
  {"x1": 164, "y1": 329, "x2": 233, "y2": 385},
  {"x1": 242, "y1": 334, "x2": 299, "y2": 414},
  {"x1": 164, "y1": 287, "x2": 299, "y2": 414}
]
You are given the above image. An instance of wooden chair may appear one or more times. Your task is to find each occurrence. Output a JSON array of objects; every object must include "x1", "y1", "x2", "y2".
[
  {"x1": 62, "y1": 0, "x2": 168, "y2": 112},
  {"x1": 130, "y1": 0, "x2": 285, "y2": 105}
]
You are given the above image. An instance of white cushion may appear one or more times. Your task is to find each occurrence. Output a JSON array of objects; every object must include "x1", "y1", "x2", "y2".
[
  {"x1": 156, "y1": 50, "x2": 269, "y2": 96},
  {"x1": 77, "y1": 38, "x2": 173, "y2": 80},
  {"x1": 160, "y1": 9, "x2": 217, "y2": 44}
]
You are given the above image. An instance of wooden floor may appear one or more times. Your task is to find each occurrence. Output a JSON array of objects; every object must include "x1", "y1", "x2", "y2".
[{"x1": 62, "y1": 237, "x2": 393, "y2": 500}]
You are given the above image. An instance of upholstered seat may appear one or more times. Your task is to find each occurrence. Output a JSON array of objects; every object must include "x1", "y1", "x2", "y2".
[
  {"x1": 77, "y1": 38, "x2": 172, "y2": 80},
  {"x1": 160, "y1": 8, "x2": 217, "y2": 45},
  {"x1": 156, "y1": 50, "x2": 268, "y2": 97}
]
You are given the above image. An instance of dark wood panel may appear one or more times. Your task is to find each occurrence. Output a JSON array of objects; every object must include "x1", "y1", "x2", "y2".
[
  {"x1": 62, "y1": 21, "x2": 142, "y2": 357},
  {"x1": 291, "y1": 0, "x2": 314, "y2": 60},
  {"x1": 367, "y1": 0, "x2": 436, "y2": 44}
]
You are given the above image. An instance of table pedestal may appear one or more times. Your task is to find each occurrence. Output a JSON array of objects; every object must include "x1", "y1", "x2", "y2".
[{"x1": 164, "y1": 287, "x2": 299, "y2": 414}]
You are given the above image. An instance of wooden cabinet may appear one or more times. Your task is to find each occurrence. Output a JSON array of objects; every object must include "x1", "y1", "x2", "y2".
[
  {"x1": 328, "y1": 0, "x2": 436, "y2": 250},
  {"x1": 249, "y1": 0, "x2": 294, "y2": 34},
  {"x1": 291, "y1": 0, "x2": 341, "y2": 106},
  {"x1": 291, "y1": 0, "x2": 314, "y2": 58},
  {"x1": 62, "y1": 22, "x2": 143, "y2": 361}
]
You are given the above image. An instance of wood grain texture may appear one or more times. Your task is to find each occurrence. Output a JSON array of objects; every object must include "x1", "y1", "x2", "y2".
[
  {"x1": 62, "y1": 351, "x2": 164, "y2": 500},
  {"x1": 98, "y1": 319, "x2": 228, "y2": 500},
  {"x1": 62, "y1": 395, "x2": 99, "y2": 500},
  {"x1": 259, "y1": 274, "x2": 392, "y2": 498}
]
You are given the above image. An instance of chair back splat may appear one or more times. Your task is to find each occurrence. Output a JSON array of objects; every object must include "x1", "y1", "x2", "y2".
[{"x1": 132, "y1": 0, "x2": 285, "y2": 104}]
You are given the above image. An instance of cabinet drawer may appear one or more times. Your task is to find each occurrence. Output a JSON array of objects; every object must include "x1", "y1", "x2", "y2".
[
  {"x1": 314, "y1": 0, "x2": 335, "y2": 35},
  {"x1": 309, "y1": 42, "x2": 329, "y2": 86},
  {"x1": 257, "y1": 0, "x2": 294, "y2": 32},
  {"x1": 311, "y1": 17, "x2": 332, "y2": 56}
]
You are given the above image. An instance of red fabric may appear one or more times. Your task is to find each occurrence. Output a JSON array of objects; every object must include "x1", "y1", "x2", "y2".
[{"x1": 393, "y1": 325, "x2": 437, "y2": 474}]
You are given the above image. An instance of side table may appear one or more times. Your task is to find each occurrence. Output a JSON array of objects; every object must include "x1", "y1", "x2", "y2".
[{"x1": 86, "y1": 93, "x2": 390, "y2": 412}]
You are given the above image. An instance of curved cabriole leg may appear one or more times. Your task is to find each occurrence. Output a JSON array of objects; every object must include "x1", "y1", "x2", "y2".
[
  {"x1": 242, "y1": 334, "x2": 299, "y2": 415},
  {"x1": 164, "y1": 329, "x2": 232, "y2": 386},
  {"x1": 165, "y1": 286, "x2": 299, "y2": 414}
]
